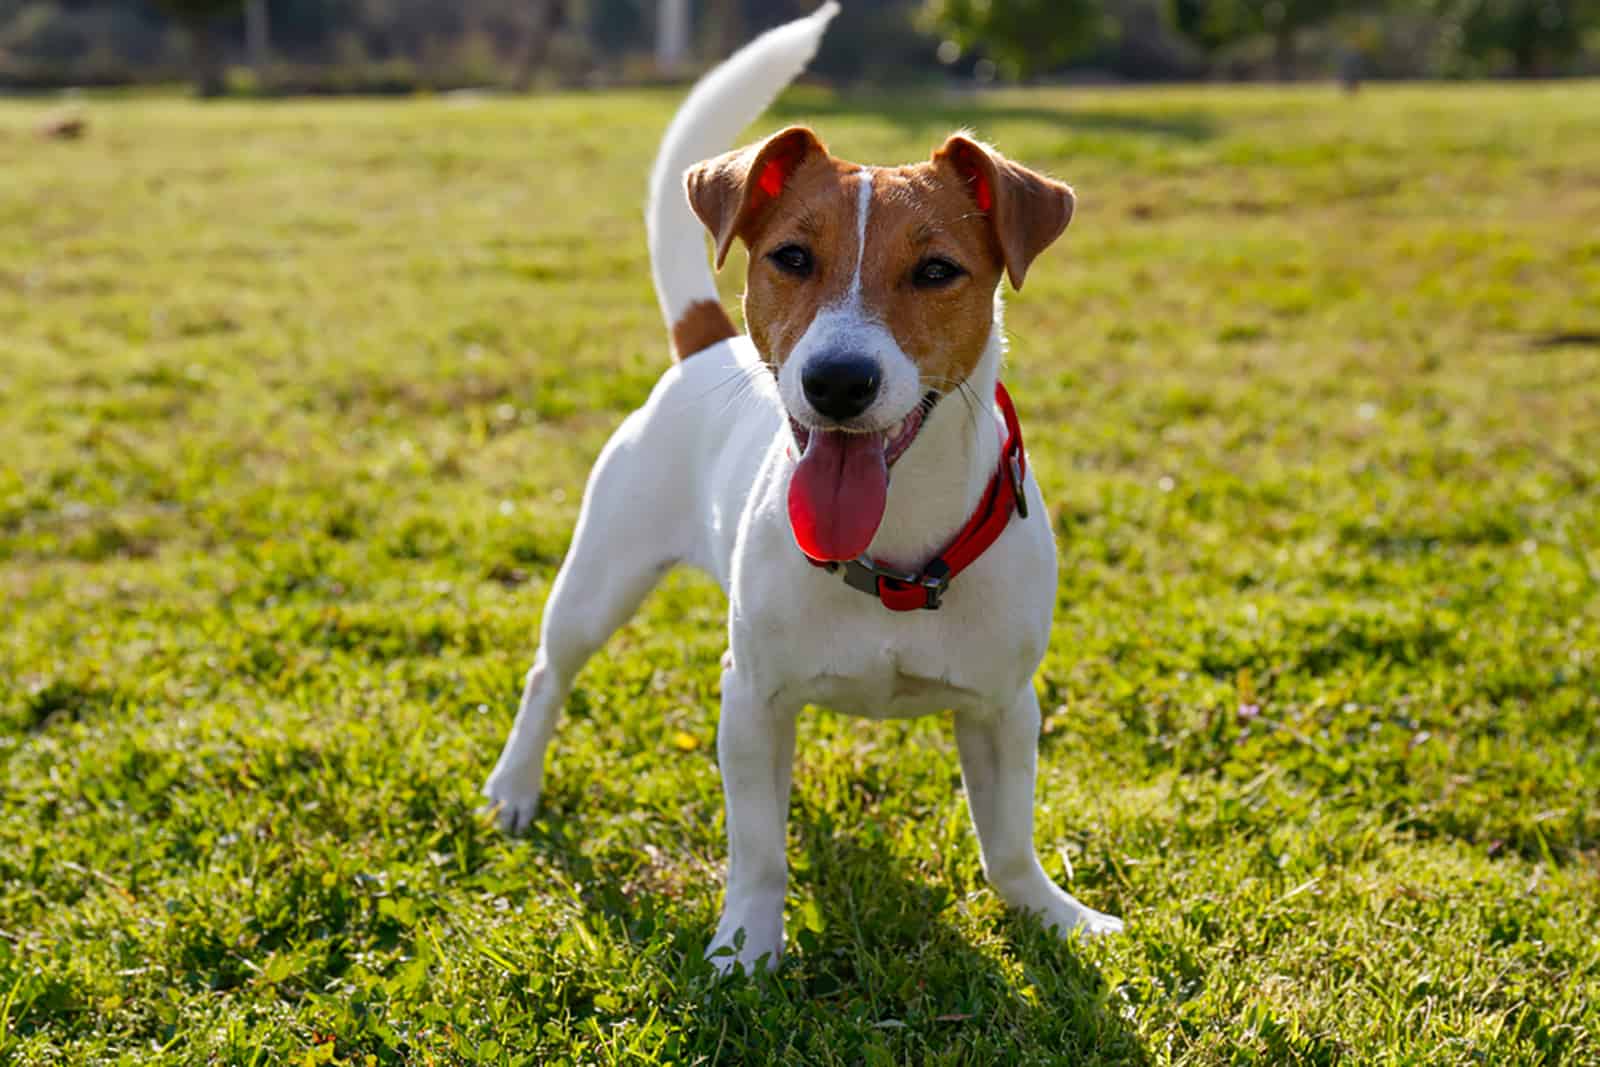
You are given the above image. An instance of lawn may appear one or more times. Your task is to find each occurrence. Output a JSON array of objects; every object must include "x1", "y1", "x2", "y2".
[{"x1": 2, "y1": 80, "x2": 1598, "y2": 1064}]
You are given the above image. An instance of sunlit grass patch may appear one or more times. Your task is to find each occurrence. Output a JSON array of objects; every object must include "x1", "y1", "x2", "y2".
[{"x1": 2, "y1": 82, "x2": 1598, "y2": 1064}]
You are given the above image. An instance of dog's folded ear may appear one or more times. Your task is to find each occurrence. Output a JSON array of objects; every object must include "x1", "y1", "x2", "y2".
[
  {"x1": 932, "y1": 135, "x2": 1074, "y2": 290},
  {"x1": 685, "y1": 126, "x2": 827, "y2": 269}
]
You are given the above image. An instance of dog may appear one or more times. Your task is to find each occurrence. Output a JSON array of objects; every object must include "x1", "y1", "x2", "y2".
[{"x1": 483, "y1": 2, "x2": 1124, "y2": 973}]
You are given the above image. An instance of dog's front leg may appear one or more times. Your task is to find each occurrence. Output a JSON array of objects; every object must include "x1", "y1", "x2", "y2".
[
  {"x1": 706, "y1": 667, "x2": 796, "y2": 975},
  {"x1": 955, "y1": 684, "x2": 1124, "y2": 938}
]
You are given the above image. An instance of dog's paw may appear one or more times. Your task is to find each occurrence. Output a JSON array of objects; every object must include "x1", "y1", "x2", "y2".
[
  {"x1": 705, "y1": 933, "x2": 783, "y2": 978},
  {"x1": 479, "y1": 772, "x2": 542, "y2": 835},
  {"x1": 1069, "y1": 906, "x2": 1125, "y2": 938},
  {"x1": 705, "y1": 902, "x2": 785, "y2": 977},
  {"x1": 1031, "y1": 888, "x2": 1125, "y2": 940}
]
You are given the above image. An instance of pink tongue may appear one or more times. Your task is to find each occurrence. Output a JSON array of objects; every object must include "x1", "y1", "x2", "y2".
[{"x1": 788, "y1": 429, "x2": 888, "y2": 562}]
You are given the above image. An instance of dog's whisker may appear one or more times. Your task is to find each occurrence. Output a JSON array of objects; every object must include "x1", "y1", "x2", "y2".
[
  {"x1": 958, "y1": 381, "x2": 982, "y2": 437},
  {"x1": 698, "y1": 364, "x2": 771, "y2": 396},
  {"x1": 668, "y1": 363, "x2": 777, "y2": 419}
]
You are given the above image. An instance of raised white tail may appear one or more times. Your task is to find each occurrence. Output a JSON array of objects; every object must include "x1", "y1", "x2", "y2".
[{"x1": 647, "y1": 2, "x2": 840, "y2": 355}]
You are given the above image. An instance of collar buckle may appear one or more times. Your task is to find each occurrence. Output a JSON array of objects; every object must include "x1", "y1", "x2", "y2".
[
  {"x1": 917, "y1": 559, "x2": 952, "y2": 610},
  {"x1": 838, "y1": 556, "x2": 890, "y2": 597},
  {"x1": 806, "y1": 381, "x2": 1027, "y2": 614},
  {"x1": 1008, "y1": 452, "x2": 1029, "y2": 519},
  {"x1": 837, "y1": 556, "x2": 950, "y2": 611}
]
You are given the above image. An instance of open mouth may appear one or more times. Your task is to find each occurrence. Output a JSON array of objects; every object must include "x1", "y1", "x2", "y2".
[
  {"x1": 789, "y1": 390, "x2": 940, "y2": 467},
  {"x1": 786, "y1": 390, "x2": 941, "y2": 563}
]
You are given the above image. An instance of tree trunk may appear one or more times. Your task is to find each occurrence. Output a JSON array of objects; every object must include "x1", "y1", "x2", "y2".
[
  {"x1": 245, "y1": 0, "x2": 270, "y2": 72},
  {"x1": 189, "y1": 16, "x2": 225, "y2": 98},
  {"x1": 656, "y1": 0, "x2": 690, "y2": 77},
  {"x1": 1273, "y1": 25, "x2": 1295, "y2": 81},
  {"x1": 708, "y1": 0, "x2": 743, "y2": 60},
  {"x1": 511, "y1": 0, "x2": 559, "y2": 92},
  {"x1": 1338, "y1": 44, "x2": 1362, "y2": 93},
  {"x1": 1511, "y1": 42, "x2": 1545, "y2": 78}
]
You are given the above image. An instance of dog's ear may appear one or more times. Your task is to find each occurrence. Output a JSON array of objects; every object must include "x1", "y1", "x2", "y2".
[
  {"x1": 685, "y1": 126, "x2": 827, "y2": 269},
  {"x1": 932, "y1": 135, "x2": 1074, "y2": 290}
]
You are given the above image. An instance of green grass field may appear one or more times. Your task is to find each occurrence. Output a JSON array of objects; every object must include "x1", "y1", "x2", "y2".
[{"x1": 3, "y1": 81, "x2": 1599, "y2": 1064}]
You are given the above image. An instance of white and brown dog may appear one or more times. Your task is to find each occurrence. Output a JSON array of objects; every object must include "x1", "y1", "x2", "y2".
[{"x1": 483, "y1": 3, "x2": 1123, "y2": 973}]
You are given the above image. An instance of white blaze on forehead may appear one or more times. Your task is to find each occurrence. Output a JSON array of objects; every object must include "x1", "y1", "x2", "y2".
[
  {"x1": 778, "y1": 166, "x2": 919, "y2": 431},
  {"x1": 849, "y1": 168, "x2": 873, "y2": 301}
]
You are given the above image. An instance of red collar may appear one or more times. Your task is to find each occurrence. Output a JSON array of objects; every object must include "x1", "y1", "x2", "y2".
[{"x1": 804, "y1": 381, "x2": 1029, "y2": 612}]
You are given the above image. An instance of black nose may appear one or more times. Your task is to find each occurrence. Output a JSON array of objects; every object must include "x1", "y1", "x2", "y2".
[{"x1": 801, "y1": 352, "x2": 880, "y2": 422}]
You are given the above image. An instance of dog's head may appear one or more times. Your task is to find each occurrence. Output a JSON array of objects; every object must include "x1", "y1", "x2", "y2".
[{"x1": 685, "y1": 128, "x2": 1073, "y2": 560}]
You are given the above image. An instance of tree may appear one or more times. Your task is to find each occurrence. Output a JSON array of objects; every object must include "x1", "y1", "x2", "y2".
[
  {"x1": 1192, "y1": 0, "x2": 1344, "y2": 79},
  {"x1": 706, "y1": 0, "x2": 744, "y2": 61},
  {"x1": 1428, "y1": 0, "x2": 1600, "y2": 76},
  {"x1": 509, "y1": 0, "x2": 570, "y2": 91},
  {"x1": 152, "y1": 0, "x2": 245, "y2": 96},
  {"x1": 922, "y1": 0, "x2": 1110, "y2": 80},
  {"x1": 1181, "y1": 0, "x2": 1408, "y2": 80}
]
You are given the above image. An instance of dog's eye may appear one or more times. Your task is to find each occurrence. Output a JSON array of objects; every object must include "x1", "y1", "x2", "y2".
[
  {"x1": 768, "y1": 244, "x2": 814, "y2": 278},
  {"x1": 913, "y1": 257, "x2": 965, "y2": 288}
]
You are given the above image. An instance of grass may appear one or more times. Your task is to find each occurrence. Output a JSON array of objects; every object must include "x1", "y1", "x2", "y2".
[{"x1": 1, "y1": 80, "x2": 1598, "y2": 1064}]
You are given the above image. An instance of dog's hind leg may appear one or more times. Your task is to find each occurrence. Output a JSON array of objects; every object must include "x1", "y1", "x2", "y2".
[
  {"x1": 955, "y1": 684, "x2": 1124, "y2": 938},
  {"x1": 482, "y1": 417, "x2": 683, "y2": 833}
]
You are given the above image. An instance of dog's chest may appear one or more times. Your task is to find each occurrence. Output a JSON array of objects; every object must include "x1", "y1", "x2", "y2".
[
  {"x1": 794, "y1": 651, "x2": 986, "y2": 720},
  {"x1": 722, "y1": 408, "x2": 1057, "y2": 719},
  {"x1": 751, "y1": 596, "x2": 1029, "y2": 718}
]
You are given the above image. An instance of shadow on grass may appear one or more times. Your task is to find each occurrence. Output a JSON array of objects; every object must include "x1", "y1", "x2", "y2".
[
  {"x1": 770, "y1": 93, "x2": 1219, "y2": 144},
  {"x1": 522, "y1": 796, "x2": 1149, "y2": 1063}
]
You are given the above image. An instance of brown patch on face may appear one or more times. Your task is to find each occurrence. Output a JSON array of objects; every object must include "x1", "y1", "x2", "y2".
[
  {"x1": 670, "y1": 299, "x2": 738, "y2": 360},
  {"x1": 685, "y1": 126, "x2": 829, "y2": 269},
  {"x1": 853, "y1": 163, "x2": 1008, "y2": 391},
  {"x1": 686, "y1": 129, "x2": 1074, "y2": 399},
  {"x1": 737, "y1": 159, "x2": 1019, "y2": 393},
  {"x1": 735, "y1": 152, "x2": 870, "y2": 370},
  {"x1": 932, "y1": 135, "x2": 1076, "y2": 290}
]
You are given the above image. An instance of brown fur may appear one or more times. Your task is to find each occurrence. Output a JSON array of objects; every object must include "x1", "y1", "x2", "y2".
[
  {"x1": 671, "y1": 299, "x2": 739, "y2": 360},
  {"x1": 933, "y1": 136, "x2": 1075, "y2": 290},
  {"x1": 685, "y1": 128, "x2": 1073, "y2": 397},
  {"x1": 686, "y1": 127, "x2": 827, "y2": 269}
]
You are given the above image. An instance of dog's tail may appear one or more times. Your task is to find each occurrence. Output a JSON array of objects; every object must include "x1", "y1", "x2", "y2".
[{"x1": 647, "y1": 1, "x2": 840, "y2": 361}]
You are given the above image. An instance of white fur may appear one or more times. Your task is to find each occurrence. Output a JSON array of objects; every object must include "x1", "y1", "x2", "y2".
[
  {"x1": 647, "y1": 1, "x2": 841, "y2": 331},
  {"x1": 849, "y1": 168, "x2": 872, "y2": 298},
  {"x1": 779, "y1": 169, "x2": 923, "y2": 438},
  {"x1": 485, "y1": 8, "x2": 1122, "y2": 975},
  {"x1": 777, "y1": 307, "x2": 923, "y2": 437}
]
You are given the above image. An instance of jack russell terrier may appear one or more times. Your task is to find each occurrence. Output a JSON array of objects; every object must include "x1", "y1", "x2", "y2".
[{"x1": 483, "y1": 1, "x2": 1124, "y2": 973}]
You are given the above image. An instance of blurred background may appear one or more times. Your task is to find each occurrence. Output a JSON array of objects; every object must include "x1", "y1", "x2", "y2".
[{"x1": 3, "y1": 0, "x2": 1599, "y2": 98}]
